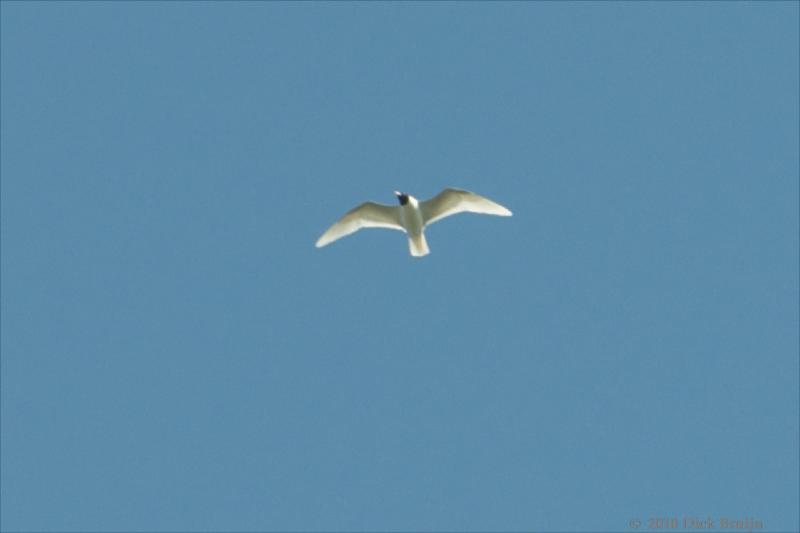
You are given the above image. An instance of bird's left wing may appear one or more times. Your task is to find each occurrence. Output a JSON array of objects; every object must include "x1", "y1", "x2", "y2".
[
  {"x1": 316, "y1": 202, "x2": 404, "y2": 248},
  {"x1": 421, "y1": 188, "x2": 512, "y2": 226}
]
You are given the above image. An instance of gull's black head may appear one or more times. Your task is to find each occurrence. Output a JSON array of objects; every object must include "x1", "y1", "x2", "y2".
[{"x1": 394, "y1": 190, "x2": 409, "y2": 206}]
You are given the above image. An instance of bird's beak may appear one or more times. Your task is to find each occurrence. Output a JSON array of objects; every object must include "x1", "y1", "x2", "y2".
[{"x1": 394, "y1": 190, "x2": 402, "y2": 197}]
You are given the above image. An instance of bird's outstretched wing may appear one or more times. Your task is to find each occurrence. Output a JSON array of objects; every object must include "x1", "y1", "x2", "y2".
[
  {"x1": 421, "y1": 188, "x2": 512, "y2": 226},
  {"x1": 316, "y1": 202, "x2": 404, "y2": 248}
]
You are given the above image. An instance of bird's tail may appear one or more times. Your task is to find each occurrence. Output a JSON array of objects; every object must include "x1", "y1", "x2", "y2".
[{"x1": 408, "y1": 232, "x2": 430, "y2": 257}]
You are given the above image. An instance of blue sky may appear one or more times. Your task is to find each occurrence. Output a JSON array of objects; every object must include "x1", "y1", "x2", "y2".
[{"x1": 1, "y1": 2, "x2": 798, "y2": 532}]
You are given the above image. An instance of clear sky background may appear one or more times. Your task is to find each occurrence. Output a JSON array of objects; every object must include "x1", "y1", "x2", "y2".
[{"x1": 1, "y1": 2, "x2": 798, "y2": 532}]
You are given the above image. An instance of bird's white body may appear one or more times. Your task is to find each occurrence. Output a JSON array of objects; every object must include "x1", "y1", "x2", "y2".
[
  {"x1": 315, "y1": 188, "x2": 512, "y2": 257},
  {"x1": 398, "y1": 194, "x2": 429, "y2": 256}
]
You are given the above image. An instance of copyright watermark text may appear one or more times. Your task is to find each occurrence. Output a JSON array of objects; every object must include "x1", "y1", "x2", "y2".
[{"x1": 628, "y1": 516, "x2": 764, "y2": 531}]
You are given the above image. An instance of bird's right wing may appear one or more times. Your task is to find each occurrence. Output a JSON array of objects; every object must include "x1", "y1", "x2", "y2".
[
  {"x1": 316, "y1": 202, "x2": 404, "y2": 248},
  {"x1": 421, "y1": 188, "x2": 512, "y2": 226}
]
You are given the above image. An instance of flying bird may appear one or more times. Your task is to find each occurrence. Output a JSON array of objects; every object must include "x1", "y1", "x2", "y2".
[{"x1": 315, "y1": 188, "x2": 512, "y2": 257}]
